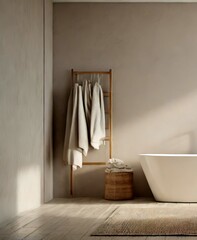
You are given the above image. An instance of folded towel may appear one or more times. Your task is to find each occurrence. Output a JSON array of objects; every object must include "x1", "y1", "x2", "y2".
[
  {"x1": 106, "y1": 158, "x2": 133, "y2": 173},
  {"x1": 107, "y1": 158, "x2": 126, "y2": 169},
  {"x1": 105, "y1": 168, "x2": 133, "y2": 173}
]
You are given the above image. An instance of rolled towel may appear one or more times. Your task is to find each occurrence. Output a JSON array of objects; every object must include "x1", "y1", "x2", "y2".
[{"x1": 107, "y1": 158, "x2": 126, "y2": 169}]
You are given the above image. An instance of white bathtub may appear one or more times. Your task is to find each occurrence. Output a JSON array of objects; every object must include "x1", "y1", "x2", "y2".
[{"x1": 139, "y1": 154, "x2": 197, "y2": 202}]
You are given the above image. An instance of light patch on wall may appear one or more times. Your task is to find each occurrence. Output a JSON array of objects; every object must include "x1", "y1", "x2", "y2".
[
  {"x1": 17, "y1": 165, "x2": 41, "y2": 213},
  {"x1": 114, "y1": 90, "x2": 197, "y2": 164}
]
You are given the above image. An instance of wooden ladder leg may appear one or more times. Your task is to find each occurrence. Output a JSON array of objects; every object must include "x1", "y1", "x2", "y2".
[{"x1": 70, "y1": 165, "x2": 73, "y2": 196}]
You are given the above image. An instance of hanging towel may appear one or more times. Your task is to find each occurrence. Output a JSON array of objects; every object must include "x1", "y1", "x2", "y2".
[
  {"x1": 83, "y1": 80, "x2": 92, "y2": 143},
  {"x1": 83, "y1": 80, "x2": 92, "y2": 131},
  {"x1": 63, "y1": 83, "x2": 88, "y2": 169},
  {"x1": 90, "y1": 82, "x2": 106, "y2": 149},
  {"x1": 63, "y1": 84, "x2": 79, "y2": 168},
  {"x1": 78, "y1": 85, "x2": 89, "y2": 156}
]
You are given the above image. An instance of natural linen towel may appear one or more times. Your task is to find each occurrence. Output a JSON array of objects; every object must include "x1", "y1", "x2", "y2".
[
  {"x1": 63, "y1": 84, "x2": 88, "y2": 169},
  {"x1": 78, "y1": 85, "x2": 89, "y2": 156},
  {"x1": 90, "y1": 82, "x2": 105, "y2": 149},
  {"x1": 83, "y1": 80, "x2": 92, "y2": 136}
]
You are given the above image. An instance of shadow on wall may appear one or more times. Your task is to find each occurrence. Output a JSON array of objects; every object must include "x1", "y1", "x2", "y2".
[
  {"x1": 74, "y1": 166, "x2": 106, "y2": 198},
  {"x1": 53, "y1": 71, "x2": 72, "y2": 198}
]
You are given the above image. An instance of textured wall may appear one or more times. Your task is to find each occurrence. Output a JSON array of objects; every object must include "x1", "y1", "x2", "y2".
[
  {"x1": 44, "y1": 0, "x2": 53, "y2": 203},
  {"x1": 53, "y1": 3, "x2": 197, "y2": 197},
  {"x1": 0, "y1": 0, "x2": 53, "y2": 224}
]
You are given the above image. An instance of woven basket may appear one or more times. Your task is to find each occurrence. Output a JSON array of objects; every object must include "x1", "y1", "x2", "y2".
[{"x1": 104, "y1": 172, "x2": 133, "y2": 200}]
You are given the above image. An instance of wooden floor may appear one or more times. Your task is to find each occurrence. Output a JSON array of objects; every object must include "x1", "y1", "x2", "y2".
[{"x1": 0, "y1": 198, "x2": 197, "y2": 240}]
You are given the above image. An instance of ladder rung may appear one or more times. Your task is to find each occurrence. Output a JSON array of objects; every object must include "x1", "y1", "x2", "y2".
[
  {"x1": 103, "y1": 92, "x2": 110, "y2": 97},
  {"x1": 104, "y1": 137, "x2": 110, "y2": 141},
  {"x1": 83, "y1": 162, "x2": 106, "y2": 165},
  {"x1": 73, "y1": 71, "x2": 111, "y2": 75}
]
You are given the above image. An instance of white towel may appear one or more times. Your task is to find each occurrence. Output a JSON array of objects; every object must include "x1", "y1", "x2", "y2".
[
  {"x1": 107, "y1": 158, "x2": 125, "y2": 169},
  {"x1": 105, "y1": 168, "x2": 133, "y2": 173},
  {"x1": 83, "y1": 80, "x2": 92, "y2": 132},
  {"x1": 78, "y1": 85, "x2": 89, "y2": 156},
  {"x1": 63, "y1": 84, "x2": 79, "y2": 167},
  {"x1": 90, "y1": 82, "x2": 105, "y2": 149},
  {"x1": 63, "y1": 84, "x2": 88, "y2": 169}
]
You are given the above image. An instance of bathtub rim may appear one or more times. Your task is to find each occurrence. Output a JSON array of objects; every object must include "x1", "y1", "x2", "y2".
[{"x1": 139, "y1": 153, "x2": 197, "y2": 157}]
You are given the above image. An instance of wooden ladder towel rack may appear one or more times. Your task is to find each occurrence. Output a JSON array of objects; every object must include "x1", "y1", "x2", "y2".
[{"x1": 70, "y1": 69, "x2": 112, "y2": 196}]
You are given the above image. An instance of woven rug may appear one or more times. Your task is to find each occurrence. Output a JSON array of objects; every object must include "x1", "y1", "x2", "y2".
[{"x1": 92, "y1": 206, "x2": 197, "y2": 236}]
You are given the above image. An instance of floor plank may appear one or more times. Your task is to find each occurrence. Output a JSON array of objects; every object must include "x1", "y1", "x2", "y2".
[{"x1": 0, "y1": 198, "x2": 196, "y2": 240}]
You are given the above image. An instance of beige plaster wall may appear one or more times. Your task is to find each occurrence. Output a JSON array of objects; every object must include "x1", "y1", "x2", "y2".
[
  {"x1": 0, "y1": 0, "x2": 53, "y2": 224},
  {"x1": 53, "y1": 3, "x2": 197, "y2": 197},
  {"x1": 44, "y1": 0, "x2": 53, "y2": 203}
]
